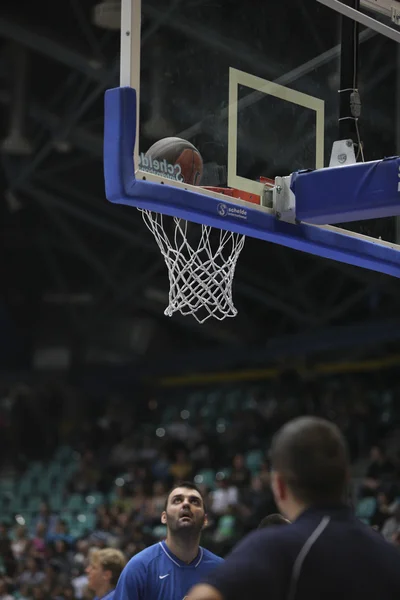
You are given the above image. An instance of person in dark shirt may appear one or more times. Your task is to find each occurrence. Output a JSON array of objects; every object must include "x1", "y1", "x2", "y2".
[
  {"x1": 229, "y1": 454, "x2": 251, "y2": 489},
  {"x1": 188, "y1": 416, "x2": 400, "y2": 600}
]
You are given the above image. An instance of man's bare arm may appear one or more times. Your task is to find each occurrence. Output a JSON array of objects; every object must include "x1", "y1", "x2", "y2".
[{"x1": 187, "y1": 584, "x2": 223, "y2": 600}]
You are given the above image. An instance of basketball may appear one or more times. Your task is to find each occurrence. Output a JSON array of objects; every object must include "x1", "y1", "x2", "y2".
[{"x1": 145, "y1": 137, "x2": 203, "y2": 186}]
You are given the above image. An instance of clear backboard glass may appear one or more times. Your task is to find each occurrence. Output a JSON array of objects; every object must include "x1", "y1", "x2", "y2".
[{"x1": 130, "y1": 0, "x2": 400, "y2": 244}]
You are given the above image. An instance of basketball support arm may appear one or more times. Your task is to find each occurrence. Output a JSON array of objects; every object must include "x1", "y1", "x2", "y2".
[{"x1": 273, "y1": 158, "x2": 400, "y2": 225}]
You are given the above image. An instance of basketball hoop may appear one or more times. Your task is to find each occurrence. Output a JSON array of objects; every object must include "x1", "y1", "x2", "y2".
[{"x1": 140, "y1": 209, "x2": 245, "y2": 324}]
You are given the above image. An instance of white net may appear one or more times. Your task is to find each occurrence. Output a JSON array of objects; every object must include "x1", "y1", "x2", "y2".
[{"x1": 140, "y1": 210, "x2": 245, "y2": 323}]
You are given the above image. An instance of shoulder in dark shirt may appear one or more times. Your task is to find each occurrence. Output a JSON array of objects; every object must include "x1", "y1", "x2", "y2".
[{"x1": 204, "y1": 506, "x2": 400, "y2": 600}]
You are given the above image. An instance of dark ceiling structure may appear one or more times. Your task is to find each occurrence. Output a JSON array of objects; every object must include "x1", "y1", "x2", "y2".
[{"x1": 1, "y1": 0, "x2": 400, "y2": 379}]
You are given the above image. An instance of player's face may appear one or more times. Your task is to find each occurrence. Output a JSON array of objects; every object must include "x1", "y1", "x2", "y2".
[
  {"x1": 86, "y1": 561, "x2": 109, "y2": 593},
  {"x1": 162, "y1": 487, "x2": 207, "y2": 535}
]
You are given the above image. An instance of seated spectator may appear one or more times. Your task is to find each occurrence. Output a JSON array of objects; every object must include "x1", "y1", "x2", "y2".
[
  {"x1": 137, "y1": 436, "x2": 158, "y2": 463},
  {"x1": 209, "y1": 477, "x2": 238, "y2": 517},
  {"x1": 108, "y1": 436, "x2": 138, "y2": 468},
  {"x1": 213, "y1": 506, "x2": 236, "y2": 543},
  {"x1": 257, "y1": 460, "x2": 271, "y2": 488},
  {"x1": 238, "y1": 475, "x2": 276, "y2": 530},
  {"x1": 17, "y1": 558, "x2": 45, "y2": 588},
  {"x1": 363, "y1": 444, "x2": 395, "y2": 491},
  {"x1": 11, "y1": 526, "x2": 29, "y2": 562},
  {"x1": 0, "y1": 523, "x2": 16, "y2": 577},
  {"x1": 370, "y1": 490, "x2": 398, "y2": 530},
  {"x1": 147, "y1": 481, "x2": 167, "y2": 524},
  {"x1": 51, "y1": 539, "x2": 74, "y2": 575},
  {"x1": 31, "y1": 585, "x2": 46, "y2": 600},
  {"x1": 14, "y1": 583, "x2": 30, "y2": 600},
  {"x1": 30, "y1": 502, "x2": 58, "y2": 538},
  {"x1": 69, "y1": 451, "x2": 101, "y2": 495},
  {"x1": 131, "y1": 483, "x2": 150, "y2": 520},
  {"x1": 73, "y1": 540, "x2": 90, "y2": 569},
  {"x1": 169, "y1": 449, "x2": 193, "y2": 482},
  {"x1": 230, "y1": 454, "x2": 251, "y2": 489},
  {"x1": 110, "y1": 485, "x2": 134, "y2": 515},
  {"x1": 42, "y1": 559, "x2": 69, "y2": 597},
  {"x1": 151, "y1": 451, "x2": 171, "y2": 482},
  {"x1": 47, "y1": 520, "x2": 74, "y2": 547},
  {"x1": 0, "y1": 578, "x2": 14, "y2": 600},
  {"x1": 31, "y1": 523, "x2": 46, "y2": 558},
  {"x1": 86, "y1": 549, "x2": 126, "y2": 600},
  {"x1": 71, "y1": 564, "x2": 88, "y2": 600},
  {"x1": 63, "y1": 583, "x2": 77, "y2": 600},
  {"x1": 382, "y1": 505, "x2": 400, "y2": 543}
]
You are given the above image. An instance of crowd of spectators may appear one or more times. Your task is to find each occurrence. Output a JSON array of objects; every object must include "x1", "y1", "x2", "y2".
[{"x1": 0, "y1": 371, "x2": 399, "y2": 600}]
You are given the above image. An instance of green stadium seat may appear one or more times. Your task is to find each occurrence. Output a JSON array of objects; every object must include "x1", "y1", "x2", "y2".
[
  {"x1": 47, "y1": 462, "x2": 63, "y2": 478},
  {"x1": 0, "y1": 511, "x2": 12, "y2": 525},
  {"x1": 77, "y1": 512, "x2": 96, "y2": 530},
  {"x1": 27, "y1": 496, "x2": 42, "y2": 513},
  {"x1": 206, "y1": 391, "x2": 221, "y2": 404},
  {"x1": 152, "y1": 524, "x2": 167, "y2": 539},
  {"x1": 85, "y1": 492, "x2": 104, "y2": 508},
  {"x1": 161, "y1": 405, "x2": 179, "y2": 423},
  {"x1": 0, "y1": 479, "x2": 15, "y2": 494},
  {"x1": 26, "y1": 462, "x2": 44, "y2": 480},
  {"x1": 50, "y1": 494, "x2": 63, "y2": 512},
  {"x1": 225, "y1": 390, "x2": 242, "y2": 412},
  {"x1": 11, "y1": 496, "x2": 27, "y2": 513},
  {"x1": 62, "y1": 460, "x2": 80, "y2": 480},
  {"x1": 199, "y1": 404, "x2": 217, "y2": 419},
  {"x1": 59, "y1": 511, "x2": 74, "y2": 527},
  {"x1": 217, "y1": 468, "x2": 232, "y2": 480},
  {"x1": 54, "y1": 446, "x2": 74, "y2": 461},
  {"x1": 355, "y1": 497, "x2": 377, "y2": 525},
  {"x1": 66, "y1": 494, "x2": 85, "y2": 512},
  {"x1": 69, "y1": 525, "x2": 83, "y2": 538},
  {"x1": 17, "y1": 478, "x2": 33, "y2": 496},
  {"x1": 0, "y1": 491, "x2": 12, "y2": 511},
  {"x1": 245, "y1": 449, "x2": 264, "y2": 473},
  {"x1": 36, "y1": 476, "x2": 53, "y2": 496},
  {"x1": 186, "y1": 393, "x2": 201, "y2": 414},
  {"x1": 107, "y1": 489, "x2": 118, "y2": 504},
  {"x1": 194, "y1": 469, "x2": 216, "y2": 489}
]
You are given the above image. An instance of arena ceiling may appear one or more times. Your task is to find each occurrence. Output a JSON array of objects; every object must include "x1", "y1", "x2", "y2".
[{"x1": 1, "y1": 0, "x2": 400, "y2": 376}]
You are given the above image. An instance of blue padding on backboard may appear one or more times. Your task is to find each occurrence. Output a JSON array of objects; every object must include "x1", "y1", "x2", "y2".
[
  {"x1": 104, "y1": 86, "x2": 400, "y2": 279},
  {"x1": 294, "y1": 157, "x2": 400, "y2": 224}
]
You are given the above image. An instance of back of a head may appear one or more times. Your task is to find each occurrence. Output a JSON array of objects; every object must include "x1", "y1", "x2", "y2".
[
  {"x1": 270, "y1": 416, "x2": 349, "y2": 505},
  {"x1": 258, "y1": 513, "x2": 291, "y2": 529}
]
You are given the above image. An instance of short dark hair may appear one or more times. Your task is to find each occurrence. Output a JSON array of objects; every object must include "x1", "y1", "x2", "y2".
[
  {"x1": 258, "y1": 513, "x2": 291, "y2": 528},
  {"x1": 270, "y1": 416, "x2": 349, "y2": 505},
  {"x1": 164, "y1": 481, "x2": 206, "y2": 512}
]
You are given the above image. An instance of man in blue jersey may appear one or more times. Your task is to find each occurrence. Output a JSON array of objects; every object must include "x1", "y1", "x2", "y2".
[
  {"x1": 188, "y1": 417, "x2": 400, "y2": 600},
  {"x1": 113, "y1": 481, "x2": 223, "y2": 600},
  {"x1": 86, "y1": 548, "x2": 126, "y2": 600}
]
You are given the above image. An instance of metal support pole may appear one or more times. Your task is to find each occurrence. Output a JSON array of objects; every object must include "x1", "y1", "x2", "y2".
[
  {"x1": 339, "y1": 0, "x2": 360, "y2": 141},
  {"x1": 396, "y1": 44, "x2": 400, "y2": 243}
]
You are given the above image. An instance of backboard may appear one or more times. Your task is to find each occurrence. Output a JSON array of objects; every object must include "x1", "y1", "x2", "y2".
[{"x1": 104, "y1": 0, "x2": 400, "y2": 320}]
